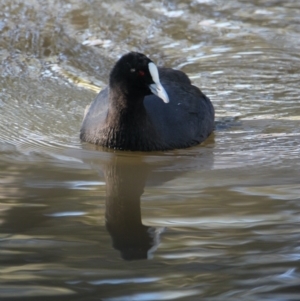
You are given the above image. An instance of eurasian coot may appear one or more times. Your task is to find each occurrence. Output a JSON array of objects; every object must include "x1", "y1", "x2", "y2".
[{"x1": 80, "y1": 52, "x2": 214, "y2": 151}]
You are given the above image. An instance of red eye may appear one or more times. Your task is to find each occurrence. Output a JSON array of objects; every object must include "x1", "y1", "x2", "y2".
[{"x1": 138, "y1": 70, "x2": 145, "y2": 76}]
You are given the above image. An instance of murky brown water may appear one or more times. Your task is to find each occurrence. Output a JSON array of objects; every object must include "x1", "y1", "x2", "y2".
[{"x1": 1, "y1": 0, "x2": 300, "y2": 300}]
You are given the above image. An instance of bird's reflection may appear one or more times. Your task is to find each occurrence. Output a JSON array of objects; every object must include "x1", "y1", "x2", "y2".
[
  {"x1": 98, "y1": 136, "x2": 214, "y2": 261},
  {"x1": 104, "y1": 155, "x2": 158, "y2": 260}
]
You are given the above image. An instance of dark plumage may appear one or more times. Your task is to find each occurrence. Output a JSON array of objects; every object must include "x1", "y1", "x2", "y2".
[{"x1": 80, "y1": 52, "x2": 214, "y2": 151}]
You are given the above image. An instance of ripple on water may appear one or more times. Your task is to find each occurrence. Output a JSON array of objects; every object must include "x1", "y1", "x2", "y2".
[
  {"x1": 103, "y1": 289, "x2": 201, "y2": 301},
  {"x1": 0, "y1": 285, "x2": 75, "y2": 298}
]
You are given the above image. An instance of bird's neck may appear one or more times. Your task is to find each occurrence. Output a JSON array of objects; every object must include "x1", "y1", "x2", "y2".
[
  {"x1": 103, "y1": 89, "x2": 158, "y2": 151},
  {"x1": 107, "y1": 88, "x2": 147, "y2": 124}
]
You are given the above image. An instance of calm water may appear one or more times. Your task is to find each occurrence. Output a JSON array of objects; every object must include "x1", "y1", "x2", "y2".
[{"x1": 1, "y1": 0, "x2": 300, "y2": 300}]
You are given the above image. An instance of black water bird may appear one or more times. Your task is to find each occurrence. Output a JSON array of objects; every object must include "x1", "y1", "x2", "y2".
[{"x1": 80, "y1": 52, "x2": 214, "y2": 151}]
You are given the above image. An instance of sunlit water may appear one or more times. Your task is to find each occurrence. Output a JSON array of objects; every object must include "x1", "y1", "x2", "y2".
[{"x1": 1, "y1": 0, "x2": 300, "y2": 300}]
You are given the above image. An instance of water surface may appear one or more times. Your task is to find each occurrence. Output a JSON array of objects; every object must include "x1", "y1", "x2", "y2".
[{"x1": 1, "y1": 0, "x2": 300, "y2": 300}]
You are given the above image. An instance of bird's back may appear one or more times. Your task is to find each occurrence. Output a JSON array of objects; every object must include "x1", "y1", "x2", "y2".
[{"x1": 144, "y1": 69, "x2": 214, "y2": 149}]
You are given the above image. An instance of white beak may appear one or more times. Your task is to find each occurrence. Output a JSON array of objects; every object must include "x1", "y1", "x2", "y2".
[{"x1": 148, "y1": 62, "x2": 169, "y2": 103}]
